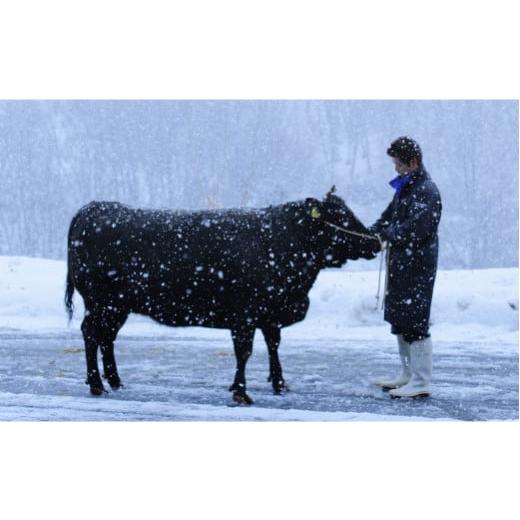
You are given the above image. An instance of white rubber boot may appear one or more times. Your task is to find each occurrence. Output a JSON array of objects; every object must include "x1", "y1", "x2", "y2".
[
  {"x1": 374, "y1": 335, "x2": 411, "y2": 389},
  {"x1": 389, "y1": 337, "x2": 432, "y2": 398}
]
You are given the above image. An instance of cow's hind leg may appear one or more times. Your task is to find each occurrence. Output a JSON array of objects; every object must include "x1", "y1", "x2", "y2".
[
  {"x1": 100, "y1": 310, "x2": 128, "y2": 390},
  {"x1": 261, "y1": 326, "x2": 288, "y2": 394},
  {"x1": 81, "y1": 311, "x2": 106, "y2": 395},
  {"x1": 81, "y1": 307, "x2": 128, "y2": 395},
  {"x1": 229, "y1": 327, "x2": 255, "y2": 405}
]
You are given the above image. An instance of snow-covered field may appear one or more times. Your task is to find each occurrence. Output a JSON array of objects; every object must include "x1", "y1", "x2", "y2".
[
  {"x1": 2, "y1": 256, "x2": 517, "y2": 344},
  {"x1": 0, "y1": 256, "x2": 518, "y2": 421}
]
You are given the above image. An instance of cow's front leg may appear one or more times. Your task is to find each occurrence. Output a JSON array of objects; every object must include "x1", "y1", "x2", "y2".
[
  {"x1": 229, "y1": 326, "x2": 255, "y2": 405},
  {"x1": 261, "y1": 326, "x2": 288, "y2": 394}
]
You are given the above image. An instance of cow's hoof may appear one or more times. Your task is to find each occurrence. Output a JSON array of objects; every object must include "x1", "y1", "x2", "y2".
[
  {"x1": 90, "y1": 385, "x2": 108, "y2": 396},
  {"x1": 273, "y1": 380, "x2": 289, "y2": 394},
  {"x1": 107, "y1": 376, "x2": 123, "y2": 390},
  {"x1": 86, "y1": 377, "x2": 107, "y2": 396},
  {"x1": 232, "y1": 391, "x2": 254, "y2": 405}
]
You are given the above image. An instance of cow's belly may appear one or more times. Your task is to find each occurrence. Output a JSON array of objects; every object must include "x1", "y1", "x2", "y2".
[
  {"x1": 262, "y1": 296, "x2": 310, "y2": 327},
  {"x1": 133, "y1": 291, "x2": 311, "y2": 330},
  {"x1": 145, "y1": 306, "x2": 231, "y2": 329}
]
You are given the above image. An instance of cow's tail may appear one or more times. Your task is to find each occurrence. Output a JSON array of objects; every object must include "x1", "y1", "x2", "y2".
[
  {"x1": 65, "y1": 267, "x2": 75, "y2": 323},
  {"x1": 65, "y1": 215, "x2": 77, "y2": 323}
]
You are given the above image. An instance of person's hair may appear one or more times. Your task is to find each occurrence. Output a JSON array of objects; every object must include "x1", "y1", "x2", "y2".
[{"x1": 387, "y1": 136, "x2": 423, "y2": 167}]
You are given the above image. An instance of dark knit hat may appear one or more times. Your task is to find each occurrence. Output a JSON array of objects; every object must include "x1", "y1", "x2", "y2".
[{"x1": 387, "y1": 136, "x2": 422, "y2": 166}]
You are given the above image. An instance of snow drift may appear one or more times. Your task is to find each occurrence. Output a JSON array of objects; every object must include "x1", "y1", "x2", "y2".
[{"x1": 0, "y1": 256, "x2": 517, "y2": 346}]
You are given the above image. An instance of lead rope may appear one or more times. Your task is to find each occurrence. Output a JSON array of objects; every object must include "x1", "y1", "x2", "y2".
[
  {"x1": 322, "y1": 219, "x2": 388, "y2": 310},
  {"x1": 376, "y1": 242, "x2": 391, "y2": 311}
]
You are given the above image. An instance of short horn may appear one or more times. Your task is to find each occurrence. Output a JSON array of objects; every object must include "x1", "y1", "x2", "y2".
[{"x1": 326, "y1": 185, "x2": 336, "y2": 198}]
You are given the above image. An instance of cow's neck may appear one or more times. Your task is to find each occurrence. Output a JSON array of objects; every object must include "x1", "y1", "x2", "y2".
[{"x1": 265, "y1": 205, "x2": 322, "y2": 294}]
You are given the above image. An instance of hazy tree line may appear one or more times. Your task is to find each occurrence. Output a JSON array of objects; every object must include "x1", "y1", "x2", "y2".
[{"x1": 0, "y1": 100, "x2": 517, "y2": 269}]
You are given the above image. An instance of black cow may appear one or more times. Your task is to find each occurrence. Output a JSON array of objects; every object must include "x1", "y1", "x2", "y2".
[{"x1": 65, "y1": 188, "x2": 378, "y2": 404}]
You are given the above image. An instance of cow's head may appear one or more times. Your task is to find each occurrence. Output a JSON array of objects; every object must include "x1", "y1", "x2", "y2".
[{"x1": 307, "y1": 186, "x2": 379, "y2": 267}]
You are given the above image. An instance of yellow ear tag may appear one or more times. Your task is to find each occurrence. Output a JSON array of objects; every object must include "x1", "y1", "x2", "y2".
[{"x1": 311, "y1": 207, "x2": 321, "y2": 219}]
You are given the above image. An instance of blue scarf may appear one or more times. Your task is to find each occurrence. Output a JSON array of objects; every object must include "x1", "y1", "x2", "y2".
[{"x1": 389, "y1": 172, "x2": 412, "y2": 195}]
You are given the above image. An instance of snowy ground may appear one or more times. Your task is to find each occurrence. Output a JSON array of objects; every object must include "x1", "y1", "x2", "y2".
[{"x1": 0, "y1": 256, "x2": 518, "y2": 421}]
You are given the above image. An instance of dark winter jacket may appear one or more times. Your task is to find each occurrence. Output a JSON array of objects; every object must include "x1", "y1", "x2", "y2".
[{"x1": 369, "y1": 168, "x2": 442, "y2": 342}]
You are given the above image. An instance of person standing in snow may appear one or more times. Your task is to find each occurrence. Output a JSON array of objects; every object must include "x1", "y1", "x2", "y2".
[{"x1": 370, "y1": 136, "x2": 442, "y2": 398}]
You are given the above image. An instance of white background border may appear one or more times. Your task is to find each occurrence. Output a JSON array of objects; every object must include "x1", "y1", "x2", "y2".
[{"x1": 1, "y1": 1, "x2": 519, "y2": 518}]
